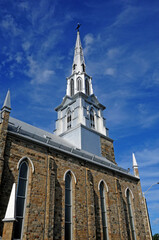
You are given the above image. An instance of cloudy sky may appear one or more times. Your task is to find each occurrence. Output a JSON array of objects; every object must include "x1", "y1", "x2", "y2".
[{"x1": 0, "y1": 0, "x2": 159, "y2": 234}]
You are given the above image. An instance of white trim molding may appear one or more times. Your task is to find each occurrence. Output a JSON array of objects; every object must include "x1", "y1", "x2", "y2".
[
  {"x1": 63, "y1": 169, "x2": 77, "y2": 184},
  {"x1": 98, "y1": 179, "x2": 109, "y2": 192},
  {"x1": 125, "y1": 187, "x2": 134, "y2": 199},
  {"x1": 17, "y1": 156, "x2": 35, "y2": 173}
]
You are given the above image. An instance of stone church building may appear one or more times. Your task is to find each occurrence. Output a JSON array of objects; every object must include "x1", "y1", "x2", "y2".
[{"x1": 0, "y1": 30, "x2": 152, "y2": 240}]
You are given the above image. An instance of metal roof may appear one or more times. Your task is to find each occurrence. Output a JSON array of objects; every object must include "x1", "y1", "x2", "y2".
[{"x1": 4, "y1": 115, "x2": 139, "y2": 180}]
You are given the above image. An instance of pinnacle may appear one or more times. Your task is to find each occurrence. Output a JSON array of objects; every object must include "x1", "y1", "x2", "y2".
[
  {"x1": 1, "y1": 90, "x2": 11, "y2": 112},
  {"x1": 2, "y1": 183, "x2": 16, "y2": 221},
  {"x1": 132, "y1": 153, "x2": 138, "y2": 167}
]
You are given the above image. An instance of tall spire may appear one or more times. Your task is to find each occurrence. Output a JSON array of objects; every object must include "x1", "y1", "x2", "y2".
[{"x1": 72, "y1": 30, "x2": 85, "y2": 74}]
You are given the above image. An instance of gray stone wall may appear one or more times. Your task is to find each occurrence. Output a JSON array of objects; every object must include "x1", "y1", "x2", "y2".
[{"x1": 0, "y1": 132, "x2": 151, "y2": 240}]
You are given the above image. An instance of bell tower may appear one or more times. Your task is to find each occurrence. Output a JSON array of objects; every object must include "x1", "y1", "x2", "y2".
[{"x1": 54, "y1": 29, "x2": 113, "y2": 158}]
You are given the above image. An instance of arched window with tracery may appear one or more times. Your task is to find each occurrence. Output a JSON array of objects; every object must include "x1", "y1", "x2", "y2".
[
  {"x1": 65, "y1": 171, "x2": 72, "y2": 240},
  {"x1": 67, "y1": 109, "x2": 71, "y2": 130},
  {"x1": 77, "y1": 78, "x2": 82, "y2": 92},
  {"x1": 90, "y1": 108, "x2": 95, "y2": 129},
  {"x1": 126, "y1": 189, "x2": 136, "y2": 240},
  {"x1": 85, "y1": 79, "x2": 90, "y2": 95},
  {"x1": 14, "y1": 161, "x2": 29, "y2": 239},
  {"x1": 100, "y1": 181, "x2": 109, "y2": 240},
  {"x1": 70, "y1": 79, "x2": 74, "y2": 96}
]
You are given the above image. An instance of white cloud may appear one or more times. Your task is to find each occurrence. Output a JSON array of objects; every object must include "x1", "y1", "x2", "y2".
[
  {"x1": 83, "y1": 33, "x2": 95, "y2": 56},
  {"x1": 15, "y1": 53, "x2": 23, "y2": 64},
  {"x1": 22, "y1": 41, "x2": 31, "y2": 51},
  {"x1": 107, "y1": 48, "x2": 121, "y2": 59},
  {"x1": 111, "y1": 6, "x2": 140, "y2": 28},
  {"x1": 104, "y1": 68, "x2": 116, "y2": 76},
  {"x1": 153, "y1": 218, "x2": 159, "y2": 225},
  {"x1": 27, "y1": 56, "x2": 55, "y2": 85},
  {"x1": 1, "y1": 14, "x2": 21, "y2": 36},
  {"x1": 136, "y1": 148, "x2": 159, "y2": 167},
  {"x1": 84, "y1": 33, "x2": 94, "y2": 45}
]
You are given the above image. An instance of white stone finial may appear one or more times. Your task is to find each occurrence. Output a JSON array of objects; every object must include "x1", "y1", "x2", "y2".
[
  {"x1": 2, "y1": 183, "x2": 16, "y2": 222},
  {"x1": 132, "y1": 153, "x2": 138, "y2": 168},
  {"x1": 1, "y1": 90, "x2": 11, "y2": 112}
]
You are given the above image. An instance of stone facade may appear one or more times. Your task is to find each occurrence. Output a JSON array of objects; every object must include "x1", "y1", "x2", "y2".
[
  {"x1": 0, "y1": 113, "x2": 151, "y2": 239},
  {"x1": 100, "y1": 136, "x2": 116, "y2": 164}
]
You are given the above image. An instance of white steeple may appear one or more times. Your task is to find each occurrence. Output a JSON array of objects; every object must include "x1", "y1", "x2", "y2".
[
  {"x1": 66, "y1": 30, "x2": 93, "y2": 97},
  {"x1": 55, "y1": 29, "x2": 109, "y2": 156},
  {"x1": 72, "y1": 30, "x2": 85, "y2": 74},
  {"x1": 3, "y1": 183, "x2": 16, "y2": 222}
]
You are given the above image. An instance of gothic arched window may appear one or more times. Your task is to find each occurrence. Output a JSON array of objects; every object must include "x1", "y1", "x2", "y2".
[
  {"x1": 100, "y1": 181, "x2": 109, "y2": 240},
  {"x1": 90, "y1": 108, "x2": 95, "y2": 129},
  {"x1": 14, "y1": 161, "x2": 29, "y2": 239},
  {"x1": 70, "y1": 79, "x2": 74, "y2": 96},
  {"x1": 65, "y1": 172, "x2": 72, "y2": 240},
  {"x1": 126, "y1": 189, "x2": 136, "y2": 240},
  {"x1": 77, "y1": 78, "x2": 82, "y2": 92},
  {"x1": 67, "y1": 109, "x2": 71, "y2": 129},
  {"x1": 85, "y1": 79, "x2": 90, "y2": 95}
]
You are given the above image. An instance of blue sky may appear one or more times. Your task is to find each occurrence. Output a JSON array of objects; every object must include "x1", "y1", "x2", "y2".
[{"x1": 0, "y1": 0, "x2": 159, "y2": 234}]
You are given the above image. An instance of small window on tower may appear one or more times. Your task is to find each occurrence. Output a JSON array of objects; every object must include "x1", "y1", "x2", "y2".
[
  {"x1": 73, "y1": 64, "x2": 76, "y2": 70},
  {"x1": 82, "y1": 63, "x2": 85, "y2": 72},
  {"x1": 85, "y1": 79, "x2": 90, "y2": 95},
  {"x1": 77, "y1": 78, "x2": 82, "y2": 92},
  {"x1": 70, "y1": 79, "x2": 74, "y2": 96},
  {"x1": 67, "y1": 109, "x2": 72, "y2": 129},
  {"x1": 90, "y1": 108, "x2": 95, "y2": 129}
]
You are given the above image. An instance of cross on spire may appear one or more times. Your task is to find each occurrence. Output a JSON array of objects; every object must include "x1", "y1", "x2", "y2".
[{"x1": 75, "y1": 23, "x2": 81, "y2": 32}]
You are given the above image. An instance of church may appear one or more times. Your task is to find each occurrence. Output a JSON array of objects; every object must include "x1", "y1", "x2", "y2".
[{"x1": 0, "y1": 30, "x2": 152, "y2": 240}]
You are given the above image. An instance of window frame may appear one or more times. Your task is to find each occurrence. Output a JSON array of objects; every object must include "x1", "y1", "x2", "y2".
[
  {"x1": 99, "y1": 181, "x2": 109, "y2": 240},
  {"x1": 14, "y1": 161, "x2": 29, "y2": 240},
  {"x1": 126, "y1": 189, "x2": 136, "y2": 240},
  {"x1": 65, "y1": 171, "x2": 72, "y2": 240},
  {"x1": 90, "y1": 108, "x2": 95, "y2": 129},
  {"x1": 85, "y1": 79, "x2": 90, "y2": 96},
  {"x1": 77, "y1": 78, "x2": 82, "y2": 92},
  {"x1": 70, "y1": 79, "x2": 74, "y2": 97},
  {"x1": 67, "y1": 109, "x2": 72, "y2": 130}
]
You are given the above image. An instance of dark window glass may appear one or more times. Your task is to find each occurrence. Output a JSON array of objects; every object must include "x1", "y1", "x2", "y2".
[
  {"x1": 100, "y1": 182, "x2": 108, "y2": 240},
  {"x1": 17, "y1": 179, "x2": 27, "y2": 196},
  {"x1": 85, "y1": 79, "x2": 90, "y2": 95},
  {"x1": 65, "y1": 172, "x2": 72, "y2": 240},
  {"x1": 16, "y1": 197, "x2": 25, "y2": 216},
  {"x1": 127, "y1": 190, "x2": 136, "y2": 240},
  {"x1": 82, "y1": 64, "x2": 85, "y2": 72},
  {"x1": 67, "y1": 110, "x2": 71, "y2": 130},
  {"x1": 19, "y1": 163, "x2": 28, "y2": 178},
  {"x1": 77, "y1": 78, "x2": 82, "y2": 91},
  {"x1": 14, "y1": 217, "x2": 23, "y2": 239},
  {"x1": 90, "y1": 108, "x2": 95, "y2": 129},
  {"x1": 14, "y1": 161, "x2": 28, "y2": 239},
  {"x1": 70, "y1": 79, "x2": 74, "y2": 96}
]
